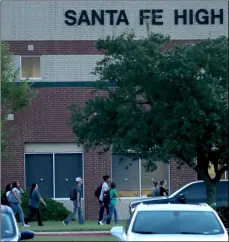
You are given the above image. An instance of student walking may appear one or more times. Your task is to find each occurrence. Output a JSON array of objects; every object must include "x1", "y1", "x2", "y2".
[
  {"x1": 25, "y1": 183, "x2": 46, "y2": 226},
  {"x1": 159, "y1": 180, "x2": 168, "y2": 196},
  {"x1": 152, "y1": 181, "x2": 160, "y2": 197},
  {"x1": 63, "y1": 177, "x2": 84, "y2": 225},
  {"x1": 99, "y1": 182, "x2": 121, "y2": 225},
  {"x1": 98, "y1": 175, "x2": 111, "y2": 224},
  {"x1": 8, "y1": 181, "x2": 30, "y2": 227},
  {"x1": 1, "y1": 184, "x2": 12, "y2": 206}
]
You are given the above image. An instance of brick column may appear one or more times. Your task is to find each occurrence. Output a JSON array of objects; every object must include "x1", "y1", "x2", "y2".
[
  {"x1": 84, "y1": 148, "x2": 111, "y2": 220},
  {"x1": 169, "y1": 160, "x2": 197, "y2": 193}
]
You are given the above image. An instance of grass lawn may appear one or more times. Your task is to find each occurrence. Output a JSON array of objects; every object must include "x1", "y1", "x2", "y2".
[
  {"x1": 32, "y1": 236, "x2": 116, "y2": 241},
  {"x1": 19, "y1": 220, "x2": 126, "y2": 232}
]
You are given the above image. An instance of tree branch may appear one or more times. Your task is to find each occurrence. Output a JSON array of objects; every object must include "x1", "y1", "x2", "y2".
[{"x1": 213, "y1": 165, "x2": 228, "y2": 182}]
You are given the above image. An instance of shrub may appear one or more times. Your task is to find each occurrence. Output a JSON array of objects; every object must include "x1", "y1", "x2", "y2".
[
  {"x1": 21, "y1": 191, "x2": 70, "y2": 221},
  {"x1": 216, "y1": 206, "x2": 229, "y2": 227},
  {"x1": 1, "y1": 191, "x2": 69, "y2": 221}
]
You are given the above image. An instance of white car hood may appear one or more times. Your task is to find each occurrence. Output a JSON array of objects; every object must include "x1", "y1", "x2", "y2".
[
  {"x1": 131, "y1": 196, "x2": 168, "y2": 205},
  {"x1": 128, "y1": 233, "x2": 228, "y2": 241}
]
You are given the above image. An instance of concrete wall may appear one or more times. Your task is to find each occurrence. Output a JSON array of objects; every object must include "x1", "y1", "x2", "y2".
[
  {"x1": 59, "y1": 198, "x2": 135, "y2": 221},
  {"x1": 1, "y1": 0, "x2": 227, "y2": 41}
]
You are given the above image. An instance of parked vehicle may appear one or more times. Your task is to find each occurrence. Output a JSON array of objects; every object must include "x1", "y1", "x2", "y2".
[
  {"x1": 129, "y1": 180, "x2": 228, "y2": 214},
  {"x1": 1, "y1": 205, "x2": 35, "y2": 242},
  {"x1": 111, "y1": 203, "x2": 228, "y2": 241}
]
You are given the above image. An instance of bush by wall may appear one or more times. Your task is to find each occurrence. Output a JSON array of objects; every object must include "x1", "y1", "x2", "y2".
[
  {"x1": 21, "y1": 191, "x2": 70, "y2": 221},
  {"x1": 1, "y1": 191, "x2": 69, "y2": 221}
]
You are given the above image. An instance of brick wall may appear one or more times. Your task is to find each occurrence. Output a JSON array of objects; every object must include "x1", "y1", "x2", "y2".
[
  {"x1": 1, "y1": 87, "x2": 111, "y2": 220},
  {"x1": 169, "y1": 160, "x2": 197, "y2": 193}
]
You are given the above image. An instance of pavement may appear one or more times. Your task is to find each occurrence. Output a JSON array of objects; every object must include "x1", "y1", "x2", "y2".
[{"x1": 35, "y1": 231, "x2": 111, "y2": 236}]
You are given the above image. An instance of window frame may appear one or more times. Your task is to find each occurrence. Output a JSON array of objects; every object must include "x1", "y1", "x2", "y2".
[
  {"x1": 24, "y1": 152, "x2": 84, "y2": 200},
  {"x1": 111, "y1": 154, "x2": 169, "y2": 199},
  {"x1": 20, "y1": 56, "x2": 42, "y2": 80}
]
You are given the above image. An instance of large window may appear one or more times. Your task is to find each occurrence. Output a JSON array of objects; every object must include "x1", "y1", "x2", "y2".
[
  {"x1": 25, "y1": 153, "x2": 83, "y2": 199},
  {"x1": 112, "y1": 155, "x2": 168, "y2": 197},
  {"x1": 21, "y1": 56, "x2": 41, "y2": 79}
]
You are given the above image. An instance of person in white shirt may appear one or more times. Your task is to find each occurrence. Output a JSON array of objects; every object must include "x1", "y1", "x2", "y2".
[
  {"x1": 8, "y1": 181, "x2": 30, "y2": 227},
  {"x1": 98, "y1": 175, "x2": 111, "y2": 224}
]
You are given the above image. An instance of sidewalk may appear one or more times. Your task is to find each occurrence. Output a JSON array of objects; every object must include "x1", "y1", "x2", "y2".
[{"x1": 35, "y1": 231, "x2": 111, "y2": 236}]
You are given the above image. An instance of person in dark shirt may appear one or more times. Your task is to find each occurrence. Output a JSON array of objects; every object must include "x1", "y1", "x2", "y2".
[
  {"x1": 152, "y1": 182, "x2": 160, "y2": 197},
  {"x1": 1, "y1": 184, "x2": 12, "y2": 206},
  {"x1": 25, "y1": 183, "x2": 46, "y2": 226},
  {"x1": 159, "y1": 180, "x2": 168, "y2": 196}
]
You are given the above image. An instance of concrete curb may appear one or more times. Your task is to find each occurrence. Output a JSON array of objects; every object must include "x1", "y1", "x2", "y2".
[{"x1": 35, "y1": 231, "x2": 111, "y2": 236}]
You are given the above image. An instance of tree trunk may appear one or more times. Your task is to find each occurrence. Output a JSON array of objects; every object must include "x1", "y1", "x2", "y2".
[{"x1": 205, "y1": 181, "x2": 217, "y2": 205}]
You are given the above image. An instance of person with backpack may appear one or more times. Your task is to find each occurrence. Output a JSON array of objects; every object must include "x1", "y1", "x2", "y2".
[
  {"x1": 95, "y1": 175, "x2": 111, "y2": 225},
  {"x1": 8, "y1": 181, "x2": 30, "y2": 227},
  {"x1": 63, "y1": 177, "x2": 84, "y2": 225},
  {"x1": 1, "y1": 184, "x2": 12, "y2": 206},
  {"x1": 99, "y1": 182, "x2": 121, "y2": 225}
]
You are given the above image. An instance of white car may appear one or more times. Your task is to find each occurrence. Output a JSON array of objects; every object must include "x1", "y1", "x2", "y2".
[
  {"x1": 111, "y1": 203, "x2": 228, "y2": 241},
  {"x1": 1, "y1": 205, "x2": 35, "y2": 242}
]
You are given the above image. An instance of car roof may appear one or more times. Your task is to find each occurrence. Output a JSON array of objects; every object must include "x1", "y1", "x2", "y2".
[
  {"x1": 136, "y1": 203, "x2": 214, "y2": 212},
  {"x1": 1, "y1": 204, "x2": 14, "y2": 213}
]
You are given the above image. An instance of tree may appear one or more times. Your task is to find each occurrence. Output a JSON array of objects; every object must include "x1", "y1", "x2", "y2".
[
  {"x1": 69, "y1": 32, "x2": 228, "y2": 205},
  {"x1": 1, "y1": 42, "x2": 35, "y2": 157}
]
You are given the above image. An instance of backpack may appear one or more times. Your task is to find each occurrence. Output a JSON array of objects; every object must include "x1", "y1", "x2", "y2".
[
  {"x1": 1, "y1": 192, "x2": 9, "y2": 206},
  {"x1": 103, "y1": 189, "x2": 111, "y2": 205},
  {"x1": 95, "y1": 184, "x2": 102, "y2": 199},
  {"x1": 69, "y1": 187, "x2": 77, "y2": 201}
]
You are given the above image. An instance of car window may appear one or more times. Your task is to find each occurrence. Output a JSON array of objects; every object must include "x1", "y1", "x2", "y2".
[
  {"x1": 132, "y1": 210, "x2": 224, "y2": 235},
  {"x1": 182, "y1": 183, "x2": 206, "y2": 199},
  {"x1": 216, "y1": 182, "x2": 228, "y2": 197},
  {"x1": 125, "y1": 211, "x2": 134, "y2": 234},
  {"x1": 1, "y1": 212, "x2": 17, "y2": 239}
]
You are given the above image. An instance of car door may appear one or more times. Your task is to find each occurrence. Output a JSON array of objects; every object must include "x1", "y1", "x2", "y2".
[{"x1": 179, "y1": 182, "x2": 207, "y2": 204}]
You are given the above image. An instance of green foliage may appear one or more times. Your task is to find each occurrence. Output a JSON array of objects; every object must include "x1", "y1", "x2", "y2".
[
  {"x1": 1, "y1": 42, "x2": 35, "y2": 158},
  {"x1": 216, "y1": 206, "x2": 229, "y2": 226},
  {"x1": 69, "y1": 32, "x2": 228, "y2": 204},
  {"x1": 20, "y1": 191, "x2": 69, "y2": 221}
]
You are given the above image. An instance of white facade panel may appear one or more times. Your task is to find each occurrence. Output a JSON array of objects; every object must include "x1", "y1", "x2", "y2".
[
  {"x1": 24, "y1": 143, "x2": 84, "y2": 153},
  {"x1": 1, "y1": 0, "x2": 228, "y2": 41},
  {"x1": 14, "y1": 55, "x2": 104, "y2": 81}
]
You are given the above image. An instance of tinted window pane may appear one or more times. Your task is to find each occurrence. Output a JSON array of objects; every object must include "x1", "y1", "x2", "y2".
[
  {"x1": 25, "y1": 154, "x2": 53, "y2": 198},
  {"x1": 216, "y1": 181, "x2": 229, "y2": 206},
  {"x1": 112, "y1": 155, "x2": 139, "y2": 196},
  {"x1": 55, "y1": 153, "x2": 83, "y2": 198},
  {"x1": 183, "y1": 183, "x2": 206, "y2": 199},
  {"x1": 141, "y1": 160, "x2": 169, "y2": 196},
  {"x1": 132, "y1": 211, "x2": 224, "y2": 234},
  {"x1": 21, "y1": 56, "x2": 41, "y2": 78}
]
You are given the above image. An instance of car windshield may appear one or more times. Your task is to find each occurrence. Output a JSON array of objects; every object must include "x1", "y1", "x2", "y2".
[
  {"x1": 132, "y1": 211, "x2": 224, "y2": 235},
  {"x1": 1, "y1": 212, "x2": 17, "y2": 239}
]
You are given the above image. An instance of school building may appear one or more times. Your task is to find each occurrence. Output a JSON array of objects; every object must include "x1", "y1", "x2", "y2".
[{"x1": 1, "y1": 0, "x2": 228, "y2": 219}]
